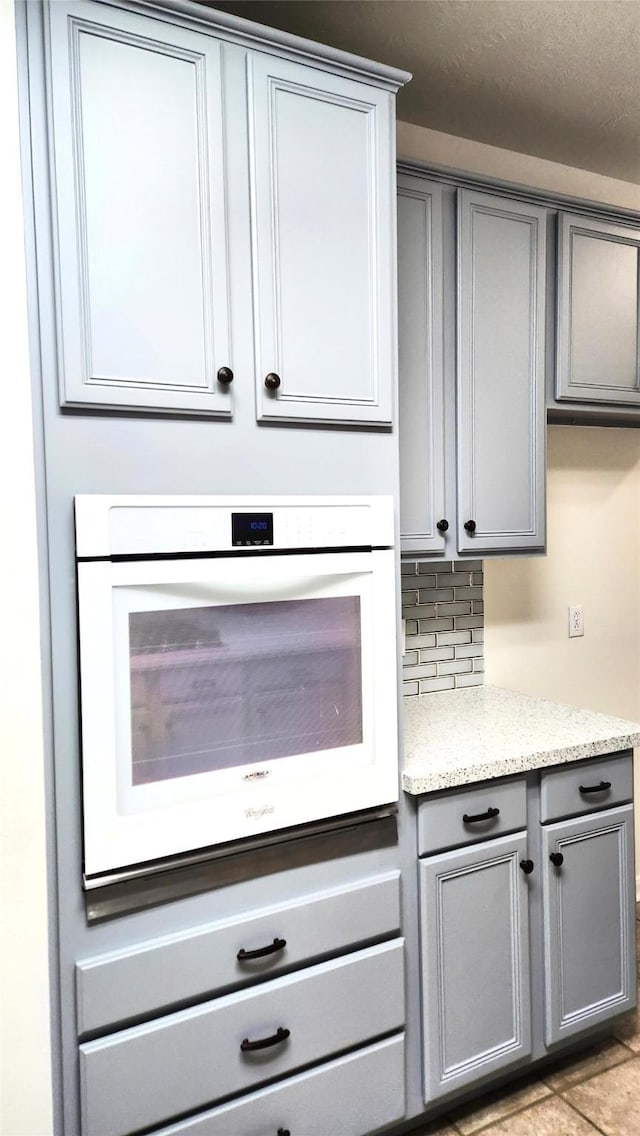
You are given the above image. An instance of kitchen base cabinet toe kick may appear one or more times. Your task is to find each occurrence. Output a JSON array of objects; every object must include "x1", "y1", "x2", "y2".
[{"x1": 416, "y1": 751, "x2": 636, "y2": 1114}]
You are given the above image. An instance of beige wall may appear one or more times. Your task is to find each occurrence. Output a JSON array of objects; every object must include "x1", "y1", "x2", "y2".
[
  {"x1": 0, "y1": 0, "x2": 54, "y2": 1130},
  {"x1": 485, "y1": 427, "x2": 640, "y2": 881}
]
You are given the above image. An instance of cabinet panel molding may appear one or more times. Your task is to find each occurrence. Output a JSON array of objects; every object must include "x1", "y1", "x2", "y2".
[
  {"x1": 420, "y1": 832, "x2": 532, "y2": 1101},
  {"x1": 457, "y1": 190, "x2": 546, "y2": 553},
  {"x1": 249, "y1": 53, "x2": 395, "y2": 425},
  {"x1": 46, "y1": 0, "x2": 233, "y2": 414},
  {"x1": 397, "y1": 175, "x2": 446, "y2": 555},
  {"x1": 556, "y1": 214, "x2": 640, "y2": 406},
  {"x1": 542, "y1": 804, "x2": 636, "y2": 1046}
]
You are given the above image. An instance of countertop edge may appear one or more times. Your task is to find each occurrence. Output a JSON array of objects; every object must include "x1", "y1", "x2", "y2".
[{"x1": 401, "y1": 732, "x2": 640, "y2": 796}]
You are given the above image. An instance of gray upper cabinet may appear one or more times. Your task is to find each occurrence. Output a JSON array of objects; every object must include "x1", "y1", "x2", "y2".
[
  {"x1": 556, "y1": 214, "x2": 640, "y2": 407},
  {"x1": 457, "y1": 190, "x2": 547, "y2": 554},
  {"x1": 249, "y1": 55, "x2": 396, "y2": 426},
  {"x1": 44, "y1": 0, "x2": 404, "y2": 424},
  {"x1": 398, "y1": 176, "x2": 546, "y2": 558},
  {"x1": 46, "y1": 0, "x2": 234, "y2": 416},
  {"x1": 397, "y1": 175, "x2": 445, "y2": 555}
]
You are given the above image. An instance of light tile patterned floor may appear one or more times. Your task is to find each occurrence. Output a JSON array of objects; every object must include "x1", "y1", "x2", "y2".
[{"x1": 411, "y1": 905, "x2": 640, "y2": 1136}]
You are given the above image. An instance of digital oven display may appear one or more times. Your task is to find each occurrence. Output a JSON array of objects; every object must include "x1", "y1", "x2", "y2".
[{"x1": 231, "y1": 512, "x2": 274, "y2": 547}]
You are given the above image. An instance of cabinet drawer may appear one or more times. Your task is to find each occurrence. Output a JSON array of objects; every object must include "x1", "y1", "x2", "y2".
[
  {"x1": 149, "y1": 1035, "x2": 405, "y2": 1136},
  {"x1": 76, "y1": 872, "x2": 400, "y2": 1035},
  {"x1": 540, "y1": 753, "x2": 633, "y2": 823},
  {"x1": 417, "y1": 778, "x2": 527, "y2": 855},
  {"x1": 79, "y1": 939, "x2": 405, "y2": 1136}
]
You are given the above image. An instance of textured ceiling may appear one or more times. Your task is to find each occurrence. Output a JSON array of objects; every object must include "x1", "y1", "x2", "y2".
[{"x1": 206, "y1": 0, "x2": 640, "y2": 184}]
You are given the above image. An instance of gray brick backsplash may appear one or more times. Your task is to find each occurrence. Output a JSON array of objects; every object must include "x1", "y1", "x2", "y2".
[
  {"x1": 417, "y1": 588, "x2": 455, "y2": 603},
  {"x1": 419, "y1": 646, "x2": 455, "y2": 663},
  {"x1": 419, "y1": 675, "x2": 456, "y2": 694},
  {"x1": 402, "y1": 559, "x2": 484, "y2": 695},
  {"x1": 454, "y1": 643, "x2": 484, "y2": 659},
  {"x1": 439, "y1": 659, "x2": 474, "y2": 676},
  {"x1": 455, "y1": 672, "x2": 484, "y2": 689},
  {"x1": 436, "y1": 630, "x2": 472, "y2": 646}
]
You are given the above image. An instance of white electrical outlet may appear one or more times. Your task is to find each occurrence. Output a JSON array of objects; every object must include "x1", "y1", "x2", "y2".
[{"x1": 568, "y1": 605, "x2": 584, "y2": 638}]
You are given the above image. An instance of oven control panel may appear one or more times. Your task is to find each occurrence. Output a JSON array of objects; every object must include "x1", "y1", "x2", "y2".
[{"x1": 74, "y1": 495, "x2": 394, "y2": 557}]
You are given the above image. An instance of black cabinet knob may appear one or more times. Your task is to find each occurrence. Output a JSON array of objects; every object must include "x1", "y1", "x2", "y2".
[
  {"x1": 436, "y1": 519, "x2": 449, "y2": 532},
  {"x1": 277, "y1": 1130, "x2": 291, "y2": 1136},
  {"x1": 216, "y1": 366, "x2": 234, "y2": 385},
  {"x1": 550, "y1": 852, "x2": 564, "y2": 867},
  {"x1": 464, "y1": 519, "x2": 477, "y2": 533},
  {"x1": 265, "y1": 372, "x2": 281, "y2": 391},
  {"x1": 520, "y1": 859, "x2": 534, "y2": 875}
]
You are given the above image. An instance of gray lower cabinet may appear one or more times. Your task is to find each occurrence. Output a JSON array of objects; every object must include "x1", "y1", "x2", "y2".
[
  {"x1": 417, "y1": 753, "x2": 636, "y2": 1108},
  {"x1": 419, "y1": 831, "x2": 532, "y2": 1101},
  {"x1": 43, "y1": 0, "x2": 405, "y2": 424},
  {"x1": 542, "y1": 805, "x2": 636, "y2": 1045},
  {"x1": 75, "y1": 871, "x2": 405, "y2": 1136},
  {"x1": 397, "y1": 174, "x2": 546, "y2": 559},
  {"x1": 132, "y1": 1035, "x2": 406, "y2": 1136},
  {"x1": 555, "y1": 214, "x2": 640, "y2": 408}
]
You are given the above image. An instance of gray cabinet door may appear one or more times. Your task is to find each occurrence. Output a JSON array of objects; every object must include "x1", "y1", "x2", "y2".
[
  {"x1": 419, "y1": 832, "x2": 532, "y2": 1103},
  {"x1": 556, "y1": 214, "x2": 640, "y2": 406},
  {"x1": 542, "y1": 804, "x2": 636, "y2": 1046},
  {"x1": 397, "y1": 175, "x2": 446, "y2": 555},
  {"x1": 457, "y1": 190, "x2": 546, "y2": 554},
  {"x1": 248, "y1": 53, "x2": 395, "y2": 426},
  {"x1": 46, "y1": 0, "x2": 233, "y2": 415}
]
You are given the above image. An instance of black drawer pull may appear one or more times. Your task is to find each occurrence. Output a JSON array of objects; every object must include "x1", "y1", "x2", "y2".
[
  {"x1": 277, "y1": 1130, "x2": 291, "y2": 1136},
  {"x1": 520, "y1": 859, "x2": 534, "y2": 875},
  {"x1": 241, "y1": 1026, "x2": 290, "y2": 1053},
  {"x1": 550, "y1": 852, "x2": 564, "y2": 867},
  {"x1": 237, "y1": 937, "x2": 286, "y2": 962},
  {"x1": 463, "y1": 806, "x2": 500, "y2": 824},
  {"x1": 579, "y1": 780, "x2": 612, "y2": 795}
]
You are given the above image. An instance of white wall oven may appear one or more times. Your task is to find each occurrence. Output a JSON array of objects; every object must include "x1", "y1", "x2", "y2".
[{"x1": 75, "y1": 496, "x2": 399, "y2": 881}]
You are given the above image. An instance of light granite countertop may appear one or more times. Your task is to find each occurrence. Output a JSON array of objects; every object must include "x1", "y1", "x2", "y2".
[{"x1": 402, "y1": 685, "x2": 640, "y2": 795}]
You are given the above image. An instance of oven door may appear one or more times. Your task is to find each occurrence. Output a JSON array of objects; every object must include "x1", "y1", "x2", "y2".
[{"x1": 77, "y1": 550, "x2": 398, "y2": 877}]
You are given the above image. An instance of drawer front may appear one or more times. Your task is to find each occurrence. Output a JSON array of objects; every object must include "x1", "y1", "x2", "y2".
[
  {"x1": 77, "y1": 872, "x2": 400, "y2": 1035},
  {"x1": 540, "y1": 752, "x2": 633, "y2": 823},
  {"x1": 417, "y1": 778, "x2": 527, "y2": 855},
  {"x1": 149, "y1": 1035, "x2": 405, "y2": 1136},
  {"x1": 80, "y1": 939, "x2": 405, "y2": 1136}
]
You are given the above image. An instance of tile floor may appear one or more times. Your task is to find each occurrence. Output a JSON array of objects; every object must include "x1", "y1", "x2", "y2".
[{"x1": 412, "y1": 905, "x2": 640, "y2": 1136}]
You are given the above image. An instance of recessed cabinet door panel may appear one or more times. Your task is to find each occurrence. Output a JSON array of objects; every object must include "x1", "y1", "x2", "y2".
[
  {"x1": 249, "y1": 53, "x2": 394, "y2": 425},
  {"x1": 556, "y1": 215, "x2": 640, "y2": 405},
  {"x1": 419, "y1": 832, "x2": 532, "y2": 1103},
  {"x1": 46, "y1": 0, "x2": 232, "y2": 414},
  {"x1": 397, "y1": 176, "x2": 446, "y2": 555},
  {"x1": 542, "y1": 805, "x2": 636, "y2": 1046},
  {"x1": 457, "y1": 191, "x2": 546, "y2": 553}
]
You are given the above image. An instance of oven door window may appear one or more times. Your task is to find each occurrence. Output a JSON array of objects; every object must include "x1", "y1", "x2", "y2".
[{"x1": 127, "y1": 595, "x2": 363, "y2": 784}]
